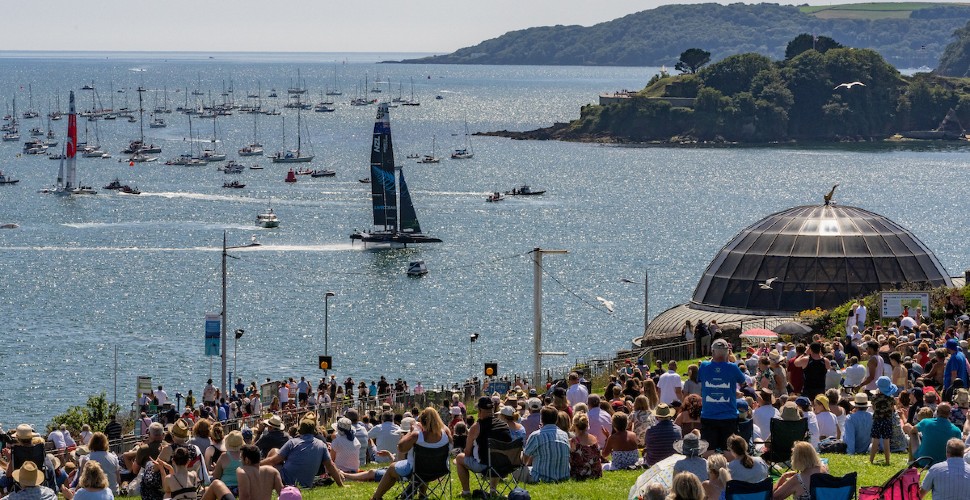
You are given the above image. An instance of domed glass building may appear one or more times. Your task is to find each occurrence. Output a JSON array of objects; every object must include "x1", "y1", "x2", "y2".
[{"x1": 691, "y1": 204, "x2": 951, "y2": 314}]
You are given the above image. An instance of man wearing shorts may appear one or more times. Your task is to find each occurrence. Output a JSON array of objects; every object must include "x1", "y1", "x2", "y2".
[
  {"x1": 456, "y1": 397, "x2": 512, "y2": 497},
  {"x1": 699, "y1": 339, "x2": 746, "y2": 451}
]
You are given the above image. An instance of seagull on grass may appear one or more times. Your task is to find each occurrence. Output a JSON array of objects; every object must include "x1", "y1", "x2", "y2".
[
  {"x1": 759, "y1": 277, "x2": 779, "y2": 290},
  {"x1": 834, "y1": 81, "x2": 865, "y2": 90},
  {"x1": 596, "y1": 296, "x2": 615, "y2": 313}
]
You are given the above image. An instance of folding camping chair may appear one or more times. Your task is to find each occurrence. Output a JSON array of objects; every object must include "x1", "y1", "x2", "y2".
[
  {"x1": 858, "y1": 456, "x2": 934, "y2": 500},
  {"x1": 725, "y1": 477, "x2": 773, "y2": 500},
  {"x1": 809, "y1": 472, "x2": 857, "y2": 500},
  {"x1": 474, "y1": 438, "x2": 524, "y2": 498},
  {"x1": 758, "y1": 418, "x2": 809, "y2": 474},
  {"x1": 393, "y1": 443, "x2": 452, "y2": 500}
]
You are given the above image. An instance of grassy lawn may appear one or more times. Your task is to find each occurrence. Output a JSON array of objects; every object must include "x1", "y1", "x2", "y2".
[{"x1": 799, "y1": 2, "x2": 952, "y2": 14}]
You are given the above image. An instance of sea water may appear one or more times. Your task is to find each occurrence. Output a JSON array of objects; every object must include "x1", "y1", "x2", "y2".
[{"x1": 0, "y1": 52, "x2": 967, "y2": 426}]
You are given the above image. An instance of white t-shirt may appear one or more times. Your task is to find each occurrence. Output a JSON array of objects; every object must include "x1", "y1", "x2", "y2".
[
  {"x1": 657, "y1": 370, "x2": 683, "y2": 404},
  {"x1": 843, "y1": 364, "x2": 867, "y2": 387},
  {"x1": 155, "y1": 389, "x2": 169, "y2": 406},
  {"x1": 728, "y1": 456, "x2": 769, "y2": 484},
  {"x1": 856, "y1": 306, "x2": 867, "y2": 326},
  {"x1": 48, "y1": 430, "x2": 66, "y2": 449},
  {"x1": 566, "y1": 383, "x2": 589, "y2": 408},
  {"x1": 331, "y1": 433, "x2": 361, "y2": 472},
  {"x1": 752, "y1": 405, "x2": 779, "y2": 440},
  {"x1": 203, "y1": 384, "x2": 216, "y2": 403},
  {"x1": 816, "y1": 411, "x2": 838, "y2": 439},
  {"x1": 278, "y1": 385, "x2": 289, "y2": 403}
]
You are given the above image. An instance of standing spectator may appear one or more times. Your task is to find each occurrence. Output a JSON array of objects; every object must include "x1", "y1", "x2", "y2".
[
  {"x1": 699, "y1": 339, "x2": 747, "y2": 452},
  {"x1": 202, "y1": 379, "x2": 216, "y2": 408},
  {"x1": 522, "y1": 406, "x2": 570, "y2": 483},
  {"x1": 565, "y1": 372, "x2": 588, "y2": 408},
  {"x1": 794, "y1": 342, "x2": 830, "y2": 400},
  {"x1": 683, "y1": 321, "x2": 695, "y2": 354},
  {"x1": 944, "y1": 339, "x2": 968, "y2": 393},
  {"x1": 920, "y1": 438, "x2": 970, "y2": 500},
  {"x1": 658, "y1": 360, "x2": 684, "y2": 405},
  {"x1": 870, "y1": 377, "x2": 897, "y2": 465},
  {"x1": 856, "y1": 301, "x2": 868, "y2": 329},
  {"x1": 154, "y1": 386, "x2": 169, "y2": 407},
  {"x1": 296, "y1": 377, "x2": 309, "y2": 408}
]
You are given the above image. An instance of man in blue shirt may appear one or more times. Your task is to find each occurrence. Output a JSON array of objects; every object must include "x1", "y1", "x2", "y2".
[
  {"x1": 906, "y1": 403, "x2": 963, "y2": 464},
  {"x1": 844, "y1": 392, "x2": 873, "y2": 454},
  {"x1": 944, "y1": 339, "x2": 968, "y2": 392},
  {"x1": 523, "y1": 406, "x2": 570, "y2": 483},
  {"x1": 699, "y1": 338, "x2": 747, "y2": 451},
  {"x1": 261, "y1": 416, "x2": 345, "y2": 487}
]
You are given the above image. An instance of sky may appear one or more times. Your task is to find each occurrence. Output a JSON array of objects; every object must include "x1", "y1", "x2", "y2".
[{"x1": 5, "y1": 0, "x2": 970, "y2": 54}]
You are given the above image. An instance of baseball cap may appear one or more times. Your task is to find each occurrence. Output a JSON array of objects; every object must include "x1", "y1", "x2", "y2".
[
  {"x1": 946, "y1": 339, "x2": 959, "y2": 351},
  {"x1": 476, "y1": 397, "x2": 494, "y2": 410},
  {"x1": 794, "y1": 396, "x2": 812, "y2": 409},
  {"x1": 712, "y1": 339, "x2": 730, "y2": 350},
  {"x1": 527, "y1": 398, "x2": 542, "y2": 411}
]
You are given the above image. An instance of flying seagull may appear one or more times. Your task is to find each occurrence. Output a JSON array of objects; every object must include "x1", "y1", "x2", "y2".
[
  {"x1": 759, "y1": 277, "x2": 779, "y2": 290},
  {"x1": 596, "y1": 296, "x2": 615, "y2": 313},
  {"x1": 834, "y1": 81, "x2": 865, "y2": 90}
]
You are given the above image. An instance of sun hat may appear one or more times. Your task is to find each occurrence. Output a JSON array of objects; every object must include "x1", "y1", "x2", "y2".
[
  {"x1": 263, "y1": 415, "x2": 285, "y2": 430},
  {"x1": 278, "y1": 486, "x2": 302, "y2": 500},
  {"x1": 814, "y1": 394, "x2": 830, "y2": 412},
  {"x1": 72, "y1": 446, "x2": 90, "y2": 459},
  {"x1": 876, "y1": 376, "x2": 899, "y2": 397},
  {"x1": 780, "y1": 402, "x2": 802, "y2": 421},
  {"x1": 527, "y1": 398, "x2": 542, "y2": 412},
  {"x1": 672, "y1": 433, "x2": 709, "y2": 457},
  {"x1": 759, "y1": 388, "x2": 775, "y2": 406},
  {"x1": 381, "y1": 403, "x2": 392, "y2": 411},
  {"x1": 12, "y1": 461, "x2": 44, "y2": 487},
  {"x1": 654, "y1": 403, "x2": 674, "y2": 419},
  {"x1": 853, "y1": 392, "x2": 871, "y2": 408},
  {"x1": 46, "y1": 454, "x2": 61, "y2": 471},
  {"x1": 171, "y1": 418, "x2": 190, "y2": 440},
  {"x1": 768, "y1": 351, "x2": 782, "y2": 364},
  {"x1": 954, "y1": 389, "x2": 970, "y2": 406},
  {"x1": 477, "y1": 396, "x2": 494, "y2": 410},
  {"x1": 15, "y1": 424, "x2": 36, "y2": 441},
  {"x1": 331, "y1": 417, "x2": 353, "y2": 432},
  {"x1": 225, "y1": 430, "x2": 244, "y2": 451},
  {"x1": 794, "y1": 396, "x2": 812, "y2": 409},
  {"x1": 393, "y1": 417, "x2": 415, "y2": 435},
  {"x1": 500, "y1": 405, "x2": 517, "y2": 418}
]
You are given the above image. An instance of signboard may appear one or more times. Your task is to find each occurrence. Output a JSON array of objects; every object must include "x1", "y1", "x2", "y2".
[
  {"x1": 205, "y1": 313, "x2": 221, "y2": 356},
  {"x1": 137, "y1": 376, "x2": 152, "y2": 401},
  {"x1": 318, "y1": 356, "x2": 332, "y2": 371},
  {"x1": 260, "y1": 381, "x2": 280, "y2": 407},
  {"x1": 489, "y1": 381, "x2": 511, "y2": 396},
  {"x1": 881, "y1": 292, "x2": 930, "y2": 318}
]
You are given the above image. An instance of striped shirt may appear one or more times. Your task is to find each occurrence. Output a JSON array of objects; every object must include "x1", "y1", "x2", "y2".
[
  {"x1": 644, "y1": 420, "x2": 682, "y2": 466},
  {"x1": 523, "y1": 425, "x2": 570, "y2": 483},
  {"x1": 921, "y1": 457, "x2": 970, "y2": 500}
]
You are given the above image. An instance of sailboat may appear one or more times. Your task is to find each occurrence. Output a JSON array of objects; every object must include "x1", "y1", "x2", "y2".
[
  {"x1": 22, "y1": 85, "x2": 39, "y2": 119},
  {"x1": 401, "y1": 77, "x2": 420, "y2": 107},
  {"x1": 200, "y1": 112, "x2": 226, "y2": 162},
  {"x1": 450, "y1": 117, "x2": 474, "y2": 159},
  {"x1": 122, "y1": 87, "x2": 161, "y2": 155},
  {"x1": 238, "y1": 112, "x2": 264, "y2": 156},
  {"x1": 53, "y1": 91, "x2": 96, "y2": 195},
  {"x1": 350, "y1": 103, "x2": 441, "y2": 247},
  {"x1": 326, "y1": 65, "x2": 342, "y2": 96},
  {"x1": 271, "y1": 105, "x2": 314, "y2": 163},
  {"x1": 2, "y1": 98, "x2": 20, "y2": 142},
  {"x1": 417, "y1": 136, "x2": 440, "y2": 164}
]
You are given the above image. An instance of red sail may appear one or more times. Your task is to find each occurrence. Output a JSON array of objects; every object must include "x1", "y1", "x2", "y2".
[{"x1": 67, "y1": 91, "x2": 77, "y2": 159}]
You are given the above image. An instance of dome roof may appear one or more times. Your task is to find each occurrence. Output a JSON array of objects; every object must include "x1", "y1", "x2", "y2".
[{"x1": 690, "y1": 204, "x2": 952, "y2": 314}]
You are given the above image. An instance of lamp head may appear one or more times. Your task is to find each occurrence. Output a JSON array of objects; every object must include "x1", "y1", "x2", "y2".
[
  {"x1": 470, "y1": 333, "x2": 480, "y2": 343},
  {"x1": 234, "y1": 329, "x2": 245, "y2": 339},
  {"x1": 325, "y1": 291, "x2": 336, "y2": 298}
]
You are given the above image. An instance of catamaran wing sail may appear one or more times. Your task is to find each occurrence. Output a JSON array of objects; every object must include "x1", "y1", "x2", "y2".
[
  {"x1": 398, "y1": 171, "x2": 422, "y2": 234},
  {"x1": 370, "y1": 103, "x2": 397, "y2": 229},
  {"x1": 65, "y1": 91, "x2": 77, "y2": 190}
]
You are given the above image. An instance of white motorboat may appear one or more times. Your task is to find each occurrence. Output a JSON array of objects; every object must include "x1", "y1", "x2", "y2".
[{"x1": 256, "y1": 206, "x2": 280, "y2": 228}]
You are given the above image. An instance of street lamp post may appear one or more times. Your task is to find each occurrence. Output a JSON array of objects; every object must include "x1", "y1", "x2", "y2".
[
  {"x1": 324, "y1": 291, "x2": 336, "y2": 374},
  {"x1": 221, "y1": 232, "x2": 260, "y2": 396},
  {"x1": 469, "y1": 333, "x2": 479, "y2": 384},
  {"x1": 233, "y1": 328, "x2": 244, "y2": 383},
  {"x1": 620, "y1": 269, "x2": 649, "y2": 337}
]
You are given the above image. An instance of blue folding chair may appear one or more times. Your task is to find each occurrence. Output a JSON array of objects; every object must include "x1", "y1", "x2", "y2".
[
  {"x1": 725, "y1": 477, "x2": 773, "y2": 500},
  {"x1": 809, "y1": 472, "x2": 857, "y2": 500}
]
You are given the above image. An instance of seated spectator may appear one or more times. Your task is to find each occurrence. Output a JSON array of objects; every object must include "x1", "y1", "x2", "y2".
[
  {"x1": 674, "y1": 394, "x2": 702, "y2": 436},
  {"x1": 845, "y1": 393, "x2": 873, "y2": 455},
  {"x1": 602, "y1": 412, "x2": 639, "y2": 471},
  {"x1": 630, "y1": 395, "x2": 657, "y2": 448},
  {"x1": 843, "y1": 357, "x2": 866, "y2": 390},
  {"x1": 772, "y1": 442, "x2": 828, "y2": 500},
  {"x1": 702, "y1": 454, "x2": 731, "y2": 500},
  {"x1": 793, "y1": 397, "x2": 820, "y2": 448},
  {"x1": 672, "y1": 432, "x2": 709, "y2": 481},
  {"x1": 919, "y1": 438, "x2": 970, "y2": 499},
  {"x1": 669, "y1": 472, "x2": 704, "y2": 500},
  {"x1": 813, "y1": 395, "x2": 839, "y2": 440},
  {"x1": 522, "y1": 406, "x2": 570, "y2": 483},
  {"x1": 905, "y1": 403, "x2": 962, "y2": 464},
  {"x1": 644, "y1": 403, "x2": 682, "y2": 467},
  {"x1": 568, "y1": 413, "x2": 601, "y2": 481},
  {"x1": 259, "y1": 416, "x2": 344, "y2": 488},
  {"x1": 726, "y1": 434, "x2": 768, "y2": 484}
]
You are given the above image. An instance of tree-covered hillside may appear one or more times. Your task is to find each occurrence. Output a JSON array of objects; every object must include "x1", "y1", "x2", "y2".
[
  {"x1": 937, "y1": 20, "x2": 970, "y2": 77},
  {"x1": 398, "y1": 3, "x2": 968, "y2": 68}
]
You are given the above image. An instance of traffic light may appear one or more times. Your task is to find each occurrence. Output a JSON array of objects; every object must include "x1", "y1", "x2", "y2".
[
  {"x1": 484, "y1": 362, "x2": 497, "y2": 377},
  {"x1": 318, "y1": 356, "x2": 332, "y2": 371}
]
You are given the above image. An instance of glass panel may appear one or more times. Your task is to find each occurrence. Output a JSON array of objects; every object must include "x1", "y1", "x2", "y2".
[
  {"x1": 785, "y1": 258, "x2": 817, "y2": 283},
  {"x1": 758, "y1": 256, "x2": 789, "y2": 282},
  {"x1": 816, "y1": 258, "x2": 847, "y2": 284},
  {"x1": 897, "y1": 257, "x2": 926, "y2": 283},
  {"x1": 818, "y1": 236, "x2": 845, "y2": 257},
  {"x1": 863, "y1": 235, "x2": 892, "y2": 257},
  {"x1": 732, "y1": 255, "x2": 764, "y2": 281},
  {"x1": 715, "y1": 251, "x2": 744, "y2": 278},
  {"x1": 746, "y1": 233, "x2": 775, "y2": 254},
  {"x1": 721, "y1": 279, "x2": 750, "y2": 308},
  {"x1": 791, "y1": 236, "x2": 819, "y2": 257},
  {"x1": 767, "y1": 234, "x2": 797, "y2": 256},
  {"x1": 698, "y1": 277, "x2": 728, "y2": 305},
  {"x1": 883, "y1": 235, "x2": 910, "y2": 255},
  {"x1": 846, "y1": 258, "x2": 878, "y2": 284},
  {"x1": 872, "y1": 258, "x2": 904, "y2": 286},
  {"x1": 842, "y1": 236, "x2": 870, "y2": 257}
]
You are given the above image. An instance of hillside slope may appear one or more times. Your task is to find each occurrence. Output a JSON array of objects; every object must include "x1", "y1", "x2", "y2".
[{"x1": 398, "y1": 3, "x2": 970, "y2": 68}]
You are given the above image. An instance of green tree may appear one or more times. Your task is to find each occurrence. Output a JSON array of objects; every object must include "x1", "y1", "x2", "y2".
[
  {"x1": 48, "y1": 392, "x2": 122, "y2": 434},
  {"x1": 936, "y1": 21, "x2": 970, "y2": 77},
  {"x1": 675, "y1": 48, "x2": 711, "y2": 74},
  {"x1": 700, "y1": 53, "x2": 774, "y2": 96},
  {"x1": 785, "y1": 34, "x2": 843, "y2": 60}
]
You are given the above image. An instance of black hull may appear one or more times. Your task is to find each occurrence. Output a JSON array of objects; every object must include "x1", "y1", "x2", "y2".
[{"x1": 350, "y1": 231, "x2": 442, "y2": 246}]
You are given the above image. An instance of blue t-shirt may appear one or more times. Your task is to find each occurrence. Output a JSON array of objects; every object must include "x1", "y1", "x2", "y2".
[
  {"x1": 944, "y1": 350, "x2": 968, "y2": 390},
  {"x1": 279, "y1": 434, "x2": 330, "y2": 487},
  {"x1": 699, "y1": 360, "x2": 746, "y2": 420}
]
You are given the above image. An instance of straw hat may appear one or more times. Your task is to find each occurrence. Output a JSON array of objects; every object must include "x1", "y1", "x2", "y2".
[
  {"x1": 263, "y1": 415, "x2": 284, "y2": 430},
  {"x1": 780, "y1": 402, "x2": 802, "y2": 421},
  {"x1": 46, "y1": 454, "x2": 61, "y2": 471},
  {"x1": 225, "y1": 430, "x2": 244, "y2": 452},
  {"x1": 954, "y1": 389, "x2": 970, "y2": 407},
  {"x1": 653, "y1": 403, "x2": 674, "y2": 419},
  {"x1": 673, "y1": 433, "x2": 709, "y2": 456},
  {"x1": 852, "y1": 392, "x2": 871, "y2": 408},
  {"x1": 15, "y1": 424, "x2": 36, "y2": 441},
  {"x1": 394, "y1": 417, "x2": 416, "y2": 435},
  {"x1": 12, "y1": 461, "x2": 44, "y2": 487},
  {"x1": 170, "y1": 419, "x2": 190, "y2": 440}
]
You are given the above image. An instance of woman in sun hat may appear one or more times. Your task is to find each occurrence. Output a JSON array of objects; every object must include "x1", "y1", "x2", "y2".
[
  {"x1": 498, "y1": 406, "x2": 526, "y2": 442},
  {"x1": 330, "y1": 417, "x2": 361, "y2": 473},
  {"x1": 212, "y1": 430, "x2": 244, "y2": 494},
  {"x1": 672, "y1": 431, "x2": 710, "y2": 481},
  {"x1": 869, "y1": 376, "x2": 897, "y2": 465}
]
